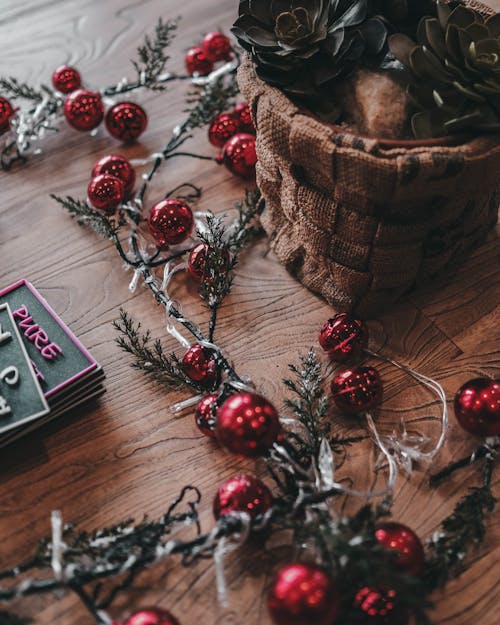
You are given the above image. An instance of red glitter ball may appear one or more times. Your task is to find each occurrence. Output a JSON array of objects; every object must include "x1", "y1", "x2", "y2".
[
  {"x1": 375, "y1": 522, "x2": 425, "y2": 576},
  {"x1": 105, "y1": 101, "x2": 148, "y2": 142},
  {"x1": 187, "y1": 242, "x2": 230, "y2": 282},
  {"x1": 319, "y1": 313, "x2": 368, "y2": 362},
  {"x1": 148, "y1": 199, "x2": 194, "y2": 248},
  {"x1": 202, "y1": 32, "x2": 232, "y2": 62},
  {"x1": 91, "y1": 154, "x2": 136, "y2": 199},
  {"x1": 208, "y1": 112, "x2": 240, "y2": 148},
  {"x1": 232, "y1": 103, "x2": 255, "y2": 134},
  {"x1": 87, "y1": 174, "x2": 124, "y2": 213},
  {"x1": 181, "y1": 344, "x2": 219, "y2": 389},
  {"x1": 218, "y1": 133, "x2": 257, "y2": 178},
  {"x1": 185, "y1": 46, "x2": 213, "y2": 76},
  {"x1": 331, "y1": 366, "x2": 383, "y2": 415},
  {"x1": 213, "y1": 474, "x2": 272, "y2": 520},
  {"x1": 354, "y1": 587, "x2": 408, "y2": 625},
  {"x1": 268, "y1": 563, "x2": 340, "y2": 625},
  {"x1": 52, "y1": 65, "x2": 81, "y2": 94},
  {"x1": 216, "y1": 392, "x2": 281, "y2": 458},
  {"x1": 0, "y1": 96, "x2": 14, "y2": 134},
  {"x1": 195, "y1": 394, "x2": 218, "y2": 438},
  {"x1": 454, "y1": 378, "x2": 500, "y2": 436},
  {"x1": 123, "y1": 607, "x2": 180, "y2": 625},
  {"x1": 64, "y1": 89, "x2": 104, "y2": 131}
]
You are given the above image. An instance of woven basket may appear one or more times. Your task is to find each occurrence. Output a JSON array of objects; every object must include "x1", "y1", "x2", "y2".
[{"x1": 238, "y1": 2, "x2": 500, "y2": 317}]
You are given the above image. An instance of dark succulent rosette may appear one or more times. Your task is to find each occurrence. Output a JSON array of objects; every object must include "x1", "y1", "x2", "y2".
[
  {"x1": 372, "y1": 0, "x2": 438, "y2": 36},
  {"x1": 232, "y1": 0, "x2": 388, "y2": 97},
  {"x1": 389, "y1": 1, "x2": 500, "y2": 138}
]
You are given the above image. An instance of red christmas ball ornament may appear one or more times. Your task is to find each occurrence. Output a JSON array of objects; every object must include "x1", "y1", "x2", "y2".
[
  {"x1": 331, "y1": 366, "x2": 383, "y2": 415},
  {"x1": 123, "y1": 607, "x2": 180, "y2": 625},
  {"x1": 375, "y1": 522, "x2": 425, "y2": 576},
  {"x1": 454, "y1": 378, "x2": 500, "y2": 436},
  {"x1": 148, "y1": 199, "x2": 194, "y2": 248},
  {"x1": 185, "y1": 46, "x2": 214, "y2": 76},
  {"x1": 64, "y1": 89, "x2": 104, "y2": 131},
  {"x1": 105, "y1": 101, "x2": 148, "y2": 142},
  {"x1": 87, "y1": 174, "x2": 125, "y2": 213},
  {"x1": 216, "y1": 392, "x2": 281, "y2": 458},
  {"x1": 319, "y1": 313, "x2": 368, "y2": 363},
  {"x1": 233, "y1": 103, "x2": 255, "y2": 134},
  {"x1": 353, "y1": 587, "x2": 408, "y2": 625},
  {"x1": 218, "y1": 133, "x2": 257, "y2": 178},
  {"x1": 195, "y1": 393, "x2": 218, "y2": 438},
  {"x1": 52, "y1": 65, "x2": 82, "y2": 94},
  {"x1": 202, "y1": 32, "x2": 232, "y2": 62},
  {"x1": 208, "y1": 112, "x2": 240, "y2": 148},
  {"x1": 0, "y1": 96, "x2": 14, "y2": 134},
  {"x1": 213, "y1": 474, "x2": 273, "y2": 520},
  {"x1": 268, "y1": 563, "x2": 340, "y2": 625},
  {"x1": 181, "y1": 344, "x2": 219, "y2": 389},
  {"x1": 187, "y1": 242, "x2": 230, "y2": 282},
  {"x1": 91, "y1": 154, "x2": 136, "y2": 199}
]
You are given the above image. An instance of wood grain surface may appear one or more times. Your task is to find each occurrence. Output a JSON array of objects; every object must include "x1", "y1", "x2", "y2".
[{"x1": 0, "y1": 1, "x2": 499, "y2": 624}]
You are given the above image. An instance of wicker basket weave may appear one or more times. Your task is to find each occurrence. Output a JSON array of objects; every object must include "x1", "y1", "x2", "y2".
[{"x1": 238, "y1": 2, "x2": 500, "y2": 317}]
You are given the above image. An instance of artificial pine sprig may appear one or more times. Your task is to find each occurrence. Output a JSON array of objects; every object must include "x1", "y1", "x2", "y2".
[
  {"x1": 0, "y1": 78, "x2": 52, "y2": 102},
  {"x1": 50, "y1": 195, "x2": 118, "y2": 239}
]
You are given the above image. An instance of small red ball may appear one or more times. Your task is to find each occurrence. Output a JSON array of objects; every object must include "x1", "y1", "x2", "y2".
[
  {"x1": 202, "y1": 32, "x2": 232, "y2": 62},
  {"x1": 187, "y1": 242, "x2": 230, "y2": 282},
  {"x1": 216, "y1": 392, "x2": 281, "y2": 458},
  {"x1": 185, "y1": 46, "x2": 214, "y2": 76},
  {"x1": 105, "y1": 101, "x2": 148, "y2": 142},
  {"x1": 182, "y1": 344, "x2": 219, "y2": 389},
  {"x1": 148, "y1": 199, "x2": 194, "y2": 248},
  {"x1": 123, "y1": 607, "x2": 180, "y2": 625},
  {"x1": 353, "y1": 587, "x2": 407, "y2": 625},
  {"x1": 375, "y1": 522, "x2": 425, "y2": 576},
  {"x1": 218, "y1": 133, "x2": 257, "y2": 178},
  {"x1": 91, "y1": 154, "x2": 136, "y2": 199},
  {"x1": 208, "y1": 112, "x2": 240, "y2": 148},
  {"x1": 454, "y1": 378, "x2": 500, "y2": 436},
  {"x1": 268, "y1": 563, "x2": 340, "y2": 625},
  {"x1": 87, "y1": 174, "x2": 125, "y2": 213},
  {"x1": 319, "y1": 313, "x2": 368, "y2": 362},
  {"x1": 213, "y1": 474, "x2": 273, "y2": 520},
  {"x1": 64, "y1": 89, "x2": 104, "y2": 131},
  {"x1": 0, "y1": 96, "x2": 14, "y2": 134},
  {"x1": 331, "y1": 366, "x2": 383, "y2": 415},
  {"x1": 233, "y1": 103, "x2": 255, "y2": 134},
  {"x1": 52, "y1": 65, "x2": 82, "y2": 94},
  {"x1": 195, "y1": 394, "x2": 218, "y2": 438}
]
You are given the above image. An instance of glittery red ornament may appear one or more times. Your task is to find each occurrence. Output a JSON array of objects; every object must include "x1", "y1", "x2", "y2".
[
  {"x1": 185, "y1": 46, "x2": 214, "y2": 76},
  {"x1": 319, "y1": 313, "x2": 368, "y2": 363},
  {"x1": 195, "y1": 393, "x2": 218, "y2": 438},
  {"x1": 187, "y1": 242, "x2": 230, "y2": 282},
  {"x1": 87, "y1": 174, "x2": 125, "y2": 213},
  {"x1": 354, "y1": 587, "x2": 408, "y2": 625},
  {"x1": 268, "y1": 563, "x2": 340, "y2": 625},
  {"x1": 0, "y1": 96, "x2": 14, "y2": 135},
  {"x1": 148, "y1": 199, "x2": 194, "y2": 248},
  {"x1": 91, "y1": 154, "x2": 136, "y2": 199},
  {"x1": 182, "y1": 344, "x2": 219, "y2": 389},
  {"x1": 105, "y1": 101, "x2": 148, "y2": 142},
  {"x1": 454, "y1": 378, "x2": 500, "y2": 436},
  {"x1": 218, "y1": 133, "x2": 257, "y2": 178},
  {"x1": 331, "y1": 366, "x2": 383, "y2": 415},
  {"x1": 232, "y1": 103, "x2": 255, "y2": 134},
  {"x1": 213, "y1": 474, "x2": 272, "y2": 520},
  {"x1": 216, "y1": 392, "x2": 281, "y2": 458},
  {"x1": 123, "y1": 607, "x2": 180, "y2": 625},
  {"x1": 64, "y1": 89, "x2": 104, "y2": 131},
  {"x1": 52, "y1": 65, "x2": 81, "y2": 94},
  {"x1": 208, "y1": 112, "x2": 240, "y2": 148},
  {"x1": 202, "y1": 32, "x2": 232, "y2": 62},
  {"x1": 375, "y1": 522, "x2": 425, "y2": 576}
]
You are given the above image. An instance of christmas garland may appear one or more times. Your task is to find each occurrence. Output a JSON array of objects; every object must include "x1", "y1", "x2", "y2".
[{"x1": 1, "y1": 16, "x2": 499, "y2": 625}]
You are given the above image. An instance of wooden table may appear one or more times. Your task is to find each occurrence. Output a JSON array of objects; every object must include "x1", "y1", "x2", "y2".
[{"x1": 1, "y1": 1, "x2": 499, "y2": 624}]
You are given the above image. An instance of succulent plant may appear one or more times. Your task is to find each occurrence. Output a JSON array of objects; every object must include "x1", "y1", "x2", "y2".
[
  {"x1": 373, "y1": 0, "x2": 438, "y2": 36},
  {"x1": 232, "y1": 0, "x2": 388, "y2": 98},
  {"x1": 389, "y1": 1, "x2": 500, "y2": 138}
]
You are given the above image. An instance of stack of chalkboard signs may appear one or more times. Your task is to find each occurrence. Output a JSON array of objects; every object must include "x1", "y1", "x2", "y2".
[{"x1": 0, "y1": 280, "x2": 105, "y2": 446}]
